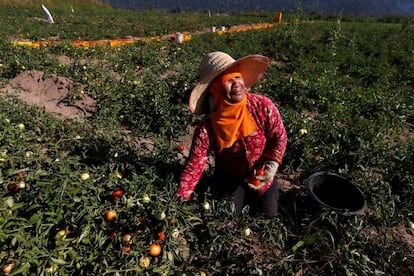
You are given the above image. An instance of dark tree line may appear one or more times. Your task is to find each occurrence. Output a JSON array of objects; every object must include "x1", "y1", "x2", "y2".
[{"x1": 107, "y1": 0, "x2": 414, "y2": 16}]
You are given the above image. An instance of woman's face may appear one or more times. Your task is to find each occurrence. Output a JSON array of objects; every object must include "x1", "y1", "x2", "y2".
[{"x1": 222, "y1": 74, "x2": 246, "y2": 103}]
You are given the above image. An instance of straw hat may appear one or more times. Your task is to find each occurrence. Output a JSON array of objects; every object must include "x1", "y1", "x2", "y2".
[{"x1": 189, "y1": 51, "x2": 269, "y2": 115}]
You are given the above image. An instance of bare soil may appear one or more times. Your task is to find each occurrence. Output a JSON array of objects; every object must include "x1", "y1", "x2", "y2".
[{"x1": 1, "y1": 69, "x2": 96, "y2": 120}]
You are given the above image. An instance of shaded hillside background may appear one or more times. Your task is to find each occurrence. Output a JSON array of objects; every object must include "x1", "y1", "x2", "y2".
[{"x1": 108, "y1": 0, "x2": 414, "y2": 16}]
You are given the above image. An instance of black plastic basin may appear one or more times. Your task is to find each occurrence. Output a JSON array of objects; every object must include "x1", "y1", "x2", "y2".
[{"x1": 306, "y1": 171, "x2": 367, "y2": 215}]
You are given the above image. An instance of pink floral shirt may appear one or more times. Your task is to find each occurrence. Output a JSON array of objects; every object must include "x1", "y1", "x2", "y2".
[{"x1": 177, "y1": 93, "x2": 287, "y2": 200}]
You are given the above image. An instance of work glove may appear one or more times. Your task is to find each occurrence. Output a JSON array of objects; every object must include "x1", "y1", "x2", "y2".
[
  {"x1": 248, "y1": 161, "x2": 279, "y2": 191},
  {"x1": 261, "y1": 161, "x2": 279, "y2": 183}
]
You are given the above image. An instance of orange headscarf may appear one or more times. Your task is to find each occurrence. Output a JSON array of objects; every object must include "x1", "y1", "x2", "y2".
[{"x1": 209, "y1": 72, "x2": 257, "y2": 148}]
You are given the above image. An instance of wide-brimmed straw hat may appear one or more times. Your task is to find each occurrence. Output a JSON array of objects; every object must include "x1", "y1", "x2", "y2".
[{"x1": 189, "y1": 51, "x2": 269, "y2": 115}]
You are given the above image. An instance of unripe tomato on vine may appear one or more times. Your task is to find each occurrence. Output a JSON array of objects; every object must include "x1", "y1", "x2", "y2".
[{"x1": 139, "y1": 256, "x2": 150, "y2": 269}]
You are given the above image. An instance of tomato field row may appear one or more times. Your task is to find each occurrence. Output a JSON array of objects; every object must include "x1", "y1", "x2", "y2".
[{"x1": 1, "y1": 4, "x2": 413, "y2": 275}]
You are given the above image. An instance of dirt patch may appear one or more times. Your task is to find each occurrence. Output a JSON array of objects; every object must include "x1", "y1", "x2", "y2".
[
  {"x1": 393, "y1": 223, "x2": 414, "y2": 248},
  {"x1": 363, "y1": 223, "x2": 414, "y2": 250},
  {"x1": 1, "y1": 70, "x2": 97, "y2": 120},
  {"x1": 53, "y1": 55, "x2": 74, "y2": 66},
  {"x1": 363, "y1": 224, "x2": 414, "y2": 274}
]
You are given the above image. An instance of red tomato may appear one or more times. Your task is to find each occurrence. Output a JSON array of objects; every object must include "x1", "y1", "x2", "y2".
[
  {"x1": 122, "y1": 246, "x2": 131, "y2": 254},
  {"x1": 109, "y1": 230, "x2": 117, "y2": 238},
  {"x1": 7, "y1": 182, "x2": 19, "y2": 192},
  {"x1": 157, "y1": 232, "x2": 165, "y2": 241},
  {"x1": 178, "y1": 145, "x2": 185, "y2": 151},
  {"x1": 251, "y1": 178, "x2": 262, "y2": 187},
  {"x1": 111, "y1": 189, "x2": 124, "y2": 201},
  {"x1": 256, "y1": 168, "x2": 265, "y2": 176}
]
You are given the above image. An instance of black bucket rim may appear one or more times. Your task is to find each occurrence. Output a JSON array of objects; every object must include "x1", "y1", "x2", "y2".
[{"x1": 305, "y1": 171, "x2": 367, "y2": 215}]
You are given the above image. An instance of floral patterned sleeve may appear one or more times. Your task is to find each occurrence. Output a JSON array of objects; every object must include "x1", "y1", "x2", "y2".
[
  {"x1": 249, "y1": 94, "x2": 287, "y2": 165},
  {"x1": 176, "y1": 121, "x2": 211, "y2": 200},
  {"x1": 262, "y1": 97, "x2": 287, "y2": 164}
]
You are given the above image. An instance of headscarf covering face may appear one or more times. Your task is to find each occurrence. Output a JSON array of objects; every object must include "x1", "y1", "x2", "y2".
[{"x1": 209, "y1": 72, "x2": 257, "y2": 148}]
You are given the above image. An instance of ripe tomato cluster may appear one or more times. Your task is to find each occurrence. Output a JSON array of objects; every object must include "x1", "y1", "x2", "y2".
[{"x1": 249, "y1": 168, "x2": 265, "y2": 186}]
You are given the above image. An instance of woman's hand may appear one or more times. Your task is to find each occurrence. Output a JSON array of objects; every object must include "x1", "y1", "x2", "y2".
[
  {"x1": 248, "y1": 161, "x2": 279, "y2": 190},
  {"x1": 260, "y1": 161, "x2": 279, "y2": 183},
  {"x1": 248, "y1": 179, "x2": 266, "y2": 190}
]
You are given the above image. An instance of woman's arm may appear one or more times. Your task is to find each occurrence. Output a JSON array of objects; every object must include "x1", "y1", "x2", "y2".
[
  {"x1": 262, "y1": 97, "x2": 287, "y2": 164},
  {"x1": 176, "y1": 122, "x2": 211, "y2": 200},
  {"x1": 249, "y1": 94, "x2": 287, "y2": 165}
]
